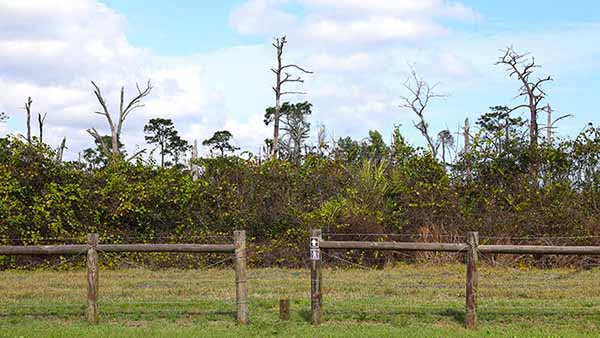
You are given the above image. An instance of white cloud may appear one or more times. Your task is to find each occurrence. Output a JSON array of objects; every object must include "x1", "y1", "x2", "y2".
[
  {"x1": 304, "y1": 16, "x2": 447, "y2": 44},
  {"x1": 229, "y1": 0, "x2": 297, "y2": 35},
  {"x1": 0, "y1": 0, "x2": 273, "y2": 159},
  {"x1": 2, "y1": 0, "x2": 599, "y2": 160},
  {"x1": 306, "y1": 52, "x2": 373, "y2": 73}
]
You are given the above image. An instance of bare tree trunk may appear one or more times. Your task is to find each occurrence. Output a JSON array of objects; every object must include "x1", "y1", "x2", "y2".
[
  {"x1": 55, "y1": 137, "x2": 66, "y2": 162},
  {"x1": 24, "y1": 97, "x2": 32, "y2": 144},
  {"x1": 441, "y1": 140, "x2": 446, "y2": 165},
  {"x1": 271, "y1": 36, "x2": 312, "y2": 159},
  {"x1": 160, "y1": 142, "x2": 165, "y2": 168},
  {"x1": 88, "y1": 81, "x2": 152, "y2": 163},
  {"x1": 546, "y1": 104, "x2": 552, "y2": 145},
  {"x1": 38, "y1": 112, "x2": 47, "y2": 143},
  {"x1": 464, "y1": 118, "x2": 471, "y2": 181},
  {"x1": 496, "y1": 47, "x2": 552, "y2": 149},
  {"x1": 504, "y1": 115, "x2": 509, "y2": 148},
  {"x1": 399, "y1": 69, "x2": 445, "y2": 158}
]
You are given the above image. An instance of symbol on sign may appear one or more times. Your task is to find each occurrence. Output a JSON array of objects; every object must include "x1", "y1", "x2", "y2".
[
  {"x1": 310, "y1": 237, "x2": 319, "y2": 248},
  {"x1": 310, "y1": 248, "x2": 321, "y2": 260}
]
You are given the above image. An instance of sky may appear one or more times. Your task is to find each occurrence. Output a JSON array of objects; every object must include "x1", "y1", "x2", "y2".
[{"x1": 0, "y1": 0, "x2": 599, "y2": 159}]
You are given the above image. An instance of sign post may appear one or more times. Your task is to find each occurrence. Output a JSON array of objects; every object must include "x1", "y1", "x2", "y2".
[{"x1": 310, "y1": 229, "x2": 322, "y2": 324}]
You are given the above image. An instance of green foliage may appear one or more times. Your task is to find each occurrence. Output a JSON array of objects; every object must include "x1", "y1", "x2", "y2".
[
  {"x1": 202, "y1": 130, "x2": 239, "y2": 156},
  {"x1": 144, "y1": 118, "x2": 189, "y2": 167},
  {"x1": 2, "y1": 115, "x2": 600, "y2": 266},
  {"x1": 83, "y1": 135, "x2": 124, "y2": 168},
  {"x1": 265, "y1": 101, "x2": 313, "y2": 163}
]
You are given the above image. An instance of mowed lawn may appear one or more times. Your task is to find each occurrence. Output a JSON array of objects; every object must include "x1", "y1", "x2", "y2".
[{"x1": 1, "y1": 263, "x2": 599, "y2": 337}]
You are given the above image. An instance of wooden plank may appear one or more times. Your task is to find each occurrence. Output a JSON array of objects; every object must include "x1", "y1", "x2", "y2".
[
  {"x1": 98, "y1": 244, "x2": 235, "y2": 253},
  {"x1": 320, "y1": 241, "x2": 468, "y2": 252},
  {"x1": 86, "y1": 233, "x2": 99, "y2": 324},
  {"x1": 234, "y1": 230, "x2": 249, "y2": 325},
  {"x1": 0, "y1": 245, "x2": 88, "y2": 255},
  {"x1": 0, "y1": 244, "x2": 234, "y2": 255},
  {"x1": 465, "y1": 232, "x2": 478, "y2": 329},
  {"x1": 279, "y1": 297, "x2": 290, "y2": 320},
  {"x1": 478, "y1": 245, "x2": 600, "y2": 255},
  {"x1": 311, "y1": 229, "x2": 322, "y2": 325}
]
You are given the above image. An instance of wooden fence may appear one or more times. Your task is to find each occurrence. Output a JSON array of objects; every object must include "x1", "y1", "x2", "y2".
[
  {"x1": 0, "y1": 231, "x2": 248, "y2": 325},
  {"x1": 309, "y1": 229, "x2": 600, "y2": 328},
  {"x1": 3, "y1": 229, "x2": 600, "y2": 328}
]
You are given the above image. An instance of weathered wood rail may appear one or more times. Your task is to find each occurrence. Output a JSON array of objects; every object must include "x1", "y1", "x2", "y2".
[
  {"x1": 311, "y1": 229, "x2": 600, "y2": 328},
  {"x1": 0, "y1": 231, "x2": 248, "y2": 325}
]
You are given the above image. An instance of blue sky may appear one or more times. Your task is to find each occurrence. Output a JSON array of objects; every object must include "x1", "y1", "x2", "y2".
[{"x1": 0, "y1": 0, "x2": 599, "y2": 159}]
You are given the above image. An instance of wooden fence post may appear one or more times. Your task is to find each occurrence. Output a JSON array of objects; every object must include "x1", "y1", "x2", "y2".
[
  {"x1": 234, "y1": 230, "x2": 249, "y2": 325},
  {"x1": 310, "y1": 228, "x2": 322, "y2": 325},
  {"x1": 86, "y1": 233, "x2": 99, "y2": 324},
  {"x1": 279, "y1": 297, "x2": 290, "y2": 320},
  {"x1": 465, "y1": 231, "x2": 479, "y2": 329}
]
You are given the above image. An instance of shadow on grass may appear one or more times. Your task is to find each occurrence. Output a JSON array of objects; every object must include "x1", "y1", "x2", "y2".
[{"x1": 0, "y1": 308, "x2": 237, "y2": 322}]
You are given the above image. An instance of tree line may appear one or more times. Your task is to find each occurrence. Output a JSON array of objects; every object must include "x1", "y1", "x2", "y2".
[{"x1": 1, "y1": 40, "x2": 599, "y2": 267}]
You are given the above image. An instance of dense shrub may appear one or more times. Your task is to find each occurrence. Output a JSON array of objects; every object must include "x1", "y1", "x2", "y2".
[{"x1": 1, "y1": 122, "x2": 600, "y2": 267}]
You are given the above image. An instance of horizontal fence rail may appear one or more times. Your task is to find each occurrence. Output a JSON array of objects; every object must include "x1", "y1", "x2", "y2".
[
  {"x1": 0, "y1": 244, "x2": 235, "y2": 255},
  {"x1": 311, "y1": 229, "x2": 600, "y2": 329},
  {"x1": 0, "y1": 232, "x2": 247, "y2": 325},
  {"x1": 320, "y1": 241, "x2": 468, "y2": 252},
  {"x1": 320, "y1": 241, "x2": 600, "y2": 255},
  {"x1": 478, "y1": 245, "x2": 600, "y2": 255}
]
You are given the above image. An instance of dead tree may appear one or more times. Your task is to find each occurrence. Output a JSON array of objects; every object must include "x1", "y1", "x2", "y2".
[
  {"x1": 496, "y1": 47, "x2": 552, "y2": 148},
  {"x1": 55, "y1": 137, "x2": 66, "y2": 162},
  {"x1": 38, "y1": 112, "x2": 47, "y2": 143},
  {"x1": 23, "y1": 97, "x2": 32, "y2": 144},
  {"x1": 464, "y1": 118, "x2": 471, "y2": 180},
  {"x1": 271, "y1": 36, "x2": 312, "y2": 158},
  {"x1": 87, "y1": 80, "x2": 152, "y2": 162},
  {"x1": 400, "y1": 69, "x2": 446, "y2": 158},
  {"x1": 544, "y1": 104, "x2": 572, "y2": 146}
]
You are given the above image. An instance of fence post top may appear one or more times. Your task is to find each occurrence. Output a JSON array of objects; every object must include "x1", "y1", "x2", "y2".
[{"x1": 87, "y1": 233, "x2": 98, "y2": 245}]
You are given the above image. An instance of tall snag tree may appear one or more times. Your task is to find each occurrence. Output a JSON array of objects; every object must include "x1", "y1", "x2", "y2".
[
  {"x1": 38, "y1": 112, "x2": 47, "y2": 143},
  {"x1": 400, "y1": 69, "x2": 446, "y2": 158},
  {"x1": 496, "y1": 47, "x2": 552, "y2": 149},
  {"x1": 271, "y1": 36, "x2": 312, "y2": 158},
  {"x1": 23, "y1": 97, "x2": 32, "y2": 144},
  {"x1": 87, "y1": 80, "x2": 152, "y2": 163}
]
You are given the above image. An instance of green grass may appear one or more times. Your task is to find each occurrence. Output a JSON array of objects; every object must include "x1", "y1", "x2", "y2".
[{"x1": 1, "y1": 264, "x2": 599, "y2": 337}]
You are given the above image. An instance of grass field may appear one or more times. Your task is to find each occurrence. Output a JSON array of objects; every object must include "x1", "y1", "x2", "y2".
[{"x1": 1, "y1": 262, "x2": 599, "y2": 337}]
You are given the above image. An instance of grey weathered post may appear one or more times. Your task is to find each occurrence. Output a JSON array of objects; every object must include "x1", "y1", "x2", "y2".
[
  {"x1": 234, "y1": 230, "x2": 249, "y2": 324},
  {"x1": 465, "y1": 231, "x2": 479, "y2": 329},
  {"x1": 86, "y1": 233, "x2": 99, "y2": 324},
  {"x1": 279, "y1": 297, "x2": 290, "y2": 320},
  {"x1": 310, "y1": 228, "x2": 322, "y2": 325}
]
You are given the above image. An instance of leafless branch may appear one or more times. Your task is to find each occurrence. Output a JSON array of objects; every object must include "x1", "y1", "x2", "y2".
[
  {"x1": 399, "y1": 68, "x2": 446, "y2": 157},
  {"x1": 496, "y1": 46, "x2": 553, "y2": 148}
]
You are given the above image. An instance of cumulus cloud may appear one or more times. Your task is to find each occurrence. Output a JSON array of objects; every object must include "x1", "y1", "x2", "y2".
[
  {"x1": 0, "y1": 0, "x2": 273, "y2": 159},
  {"x1": 303, "y1": 17, "x2": 447, "y2": 44},
  {"x1": 229, "y1": 0, "x2": 297, "y2": 35},
  {"x1": 3, "y1": 0, "x2": 599, "y2": 159}
]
